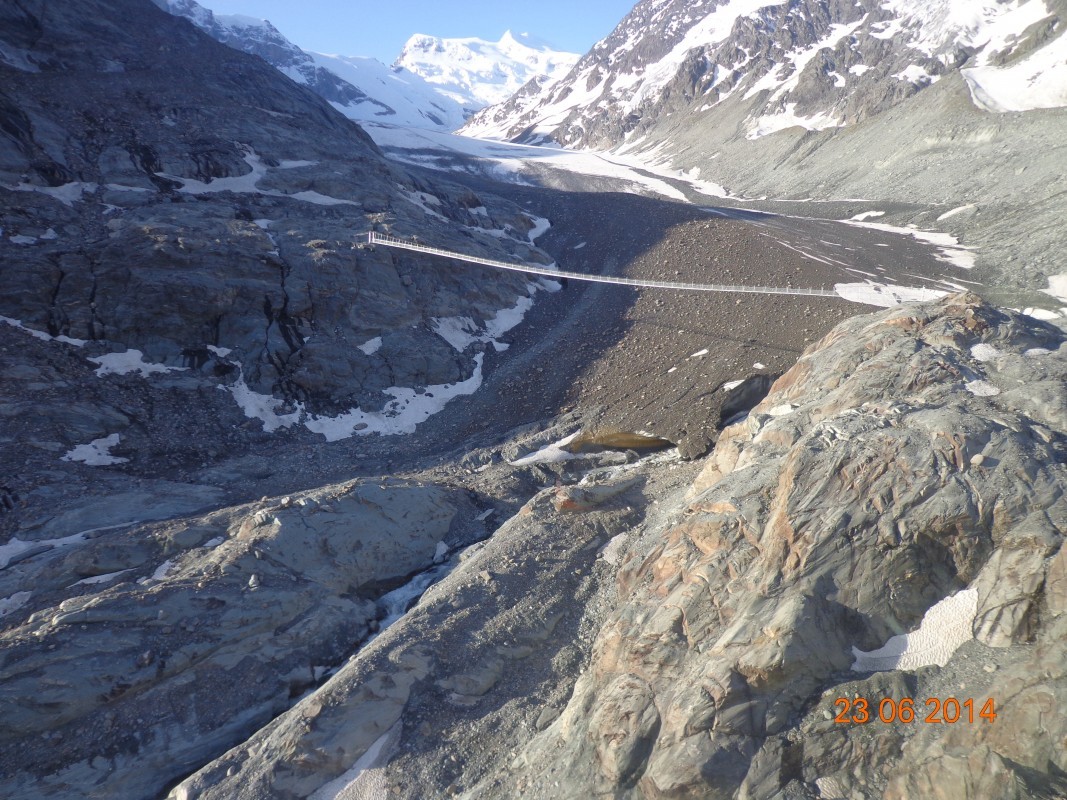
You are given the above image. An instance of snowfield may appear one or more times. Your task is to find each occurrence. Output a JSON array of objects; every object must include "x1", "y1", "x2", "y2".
[
  {"x1": 62, "y1": 434, "x2": 129, "y2": 466},
  {"x1": 852, "y1": 588, "x2": 979, "y2": 671},
  {"x1": 396, "y1": 30, "x2": 579, "y2": 111}
]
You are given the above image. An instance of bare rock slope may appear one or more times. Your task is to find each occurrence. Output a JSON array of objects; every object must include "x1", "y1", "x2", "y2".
[
  {"x1": 155, "y1": 294, "x2": 1065, "y2": 800},
  {"x1": 0, "y1": 0, "x2": 548, "y2": 416},
  {"x1": 0, "y1": 0, "x2": 556, "y2": 547}
]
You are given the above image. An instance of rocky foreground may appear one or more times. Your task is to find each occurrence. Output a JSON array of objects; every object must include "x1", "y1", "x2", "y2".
[{"x1": 2, "y1": 293, "x2": 1064, "y2": 799}]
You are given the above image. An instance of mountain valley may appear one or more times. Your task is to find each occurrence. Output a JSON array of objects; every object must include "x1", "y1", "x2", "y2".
[{"x1": 1, "y1": 1, "x2": 1065, "y2": 799}]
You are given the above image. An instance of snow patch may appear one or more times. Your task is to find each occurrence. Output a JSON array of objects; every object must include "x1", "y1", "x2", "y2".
[
  {"x1": 0, "y1": 530, "x2": 91, "y2": 570},
  {"x1": 509, "y1": 432, "x2": 582, "y2": 466},
  {"x1": 433, "y1": 288, "x2": 540, "y2": 354},
  {"x1": 1043, "y1": 274, "x2": 1067, "y2": 303},
  {"x1": 399, "y1": 187, "x2": 448, "y2": 220},
  {"x1": 526, "y1": 214, "x2": 551, "y2": 242},
  {"x1": 937, "y1": 204, "x2": 976, "y2": 221},
  {"x1": 747, "y1": 103, "x2": 842, "y2": 139},
  {"x1": 72, "y1": 569, "x2": 134, "y2": 586},
  {"x1": 432, "y1": 316, "x2": 482, "y2": 352},
  {"x1": 62, "y1": 434, "x2": 129, "y2": 466},
  {"x1": 841, "y1": 219, "x2": 976, "y2": 269},
  {"x1": 1021, "y1": 307, "x2": 1060, "y2": 321},
  {"x1": 970, "y1": 343, "x2": 1000, "y2": 362},
  {"x1": 148, "y1": 560, "x2": 176, "y2": 582},
  {"x1": 966, "y1": 380, "x2": 1000, "y2": 397},
  {"x1": 304, "y1": 354, "x2": 485, "y2": 441},
  {"x1": 0, "y1": 592, "x2": 32, "y2": 618},
  {"x1": 90, "y1": 350, "x2": 186, "y2": 377},
  {"x1": 963, "y1": 19, "x2": 1067, "y2": 112},
  {"x1": 164, "y1": 151, "x2": 268, "y2": 195},
  {"x1": 632, "y1": 0, "x2": 792, "y2": 111},
  {"x1": 834, "y1": 282, "x2": 948, "y2": 307},
  {"x1": 433, "y1": 541, "x2": 449, "y2": 564},
  {"x1": 744, "y1": 18, "x2": 867, "y2": 104},
  {"x1": 893, "y1": 64, "x2": 940, "y2": 85},
  {"x1": 308, "y1": 722, "x2": 401, "y2": 800},
  {"x1": 485, "y1": 297, "x2": 534, "y2": 344},
  {"x1": 226, "y1": 370, "x2": 303, "y2": 433},
  {"x1": 0, "y1": 316, "x2": 86, "y2": 346},
  {"x1": 160, "y1": 150, "x2": 358, "y2": 206},
  {"x1": 852, "y1": 588, "x2": 978, "y2": 672},
  {"x1": 357, "y1": 336, "x2": 383, "y2": 356},
  {"x1": 5, "y1": 181, "x2": 98, "y2": 207}
]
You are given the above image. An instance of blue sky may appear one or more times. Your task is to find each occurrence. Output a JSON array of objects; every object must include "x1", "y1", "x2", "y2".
[{"x1": 200, "y1": 1, "x2": 637, "y2": 62}]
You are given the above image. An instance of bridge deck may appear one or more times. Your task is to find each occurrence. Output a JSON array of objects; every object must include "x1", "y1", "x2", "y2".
[{"x1": 367, "y1": 232, "x2": 841, "y2": 298}]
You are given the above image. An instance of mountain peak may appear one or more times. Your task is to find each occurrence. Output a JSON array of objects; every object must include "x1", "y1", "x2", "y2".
[
  {"x1": 400, "y1": 33, "x2": 441, "y2": 54},
  {"x1": 156, "y1": 1, "x2": 577, "y2": 128},
  {"x1": 395, "y1": 30, "x2": 579, "y2": 109},
  {"x1": 500, "y1": 29, "x2": 554, "y2": 51}
]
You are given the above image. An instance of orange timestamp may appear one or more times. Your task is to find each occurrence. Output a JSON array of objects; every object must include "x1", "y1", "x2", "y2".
[{"x1": 834, "y1": 696, "x2": 997, "y2": 725}]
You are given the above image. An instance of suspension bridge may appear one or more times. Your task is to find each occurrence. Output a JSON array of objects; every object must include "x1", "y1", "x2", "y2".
[{"x1": 366, "y1": 232, "x2": 842, "y2": 299}]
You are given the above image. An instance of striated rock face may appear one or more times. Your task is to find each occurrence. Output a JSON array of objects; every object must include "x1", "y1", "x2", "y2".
[
  {"x1": 495, "y1": 293, "x2": 1066, "y2": 798},
  {"x1": 158, "y1": 294, "x2": 1066, "y2": 799},
  {"x1": 0, "y1": 480, "x2": 473, "y2": 800}
]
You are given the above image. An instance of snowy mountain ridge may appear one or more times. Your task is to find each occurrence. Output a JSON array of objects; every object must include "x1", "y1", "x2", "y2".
[
  {"x1": 153, "y1": 0, "x2": 578, "y2": 130},
  {"x1": 396, "y1": 30, "x2": 580, "y2": 112},
  {"x1": 463, "y1": 0, "x2": 1067, "y2": 144},
  {"x1": 153, "y1": 0, "x2": 466, "y2": 128}
]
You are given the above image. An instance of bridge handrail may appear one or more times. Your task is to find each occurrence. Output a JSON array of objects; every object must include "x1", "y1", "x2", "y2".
[{"x1": 366, "y1": 232, "x2": 841, "y2": 298}]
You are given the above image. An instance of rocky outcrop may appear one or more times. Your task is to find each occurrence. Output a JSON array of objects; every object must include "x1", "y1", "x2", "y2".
[
  {"x1": 147, "y1": 294, "x2": 1065, "y2": 799},
  {"x1": 0, "y1": 480, "x2": 477, "y2": 799},
  {"x1": 500, "y1": 294, "x2": 1065, "y2": 799}
]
